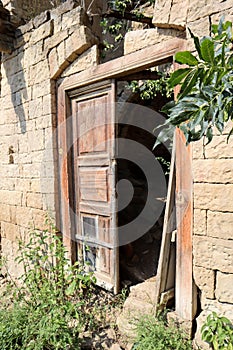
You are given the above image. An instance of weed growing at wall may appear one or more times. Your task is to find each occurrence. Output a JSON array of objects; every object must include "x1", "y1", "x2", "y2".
[
  {"x1": 132, "y1": 313, "x2": 193, "y2": 350},
  {"x1": 0, "y1": 223, "x2": 96, "y2": 350},
  {"x1": 201, "y1": 312, "x2": 233, "y2": 350}
]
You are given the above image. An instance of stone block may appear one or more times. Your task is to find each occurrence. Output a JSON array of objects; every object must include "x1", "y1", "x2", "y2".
[
  {"x1": 35, "y1": 115, "x2": 52, "y2": 130},
  {"x1": 204, "y1": 135, "x2": 233, "y2": 159},
  {"x1": 44, "y1": 29, "x2": 68, "y2": 53},
  {"x1": 0, "y1": 190, "x2": 22, "y2": 206},
  {"x1": 7, "y1": 71, "x2": 26, "y2": 93},
  {"x1": 201, "y1": 295, "x2": 233, "y2": 323},
  {"x1": 21, "y1": 163, "x2": 41, "y2": 179},
  {"x1": 207, "y1": 211, "x2": 233, "y2": 240},
  {"x1": 194, "y1": 311, "x2": 212, "y2": 350},
  {"x1": 26, "y1": 192, "x2": 43, "y2": 210},
  {"x1": 14, "y1": 206, "x2": 33, "y2": 227},
  {"x1": 65, "y1": 26, "x2": 97, "y2": 63},
  {"x1": 28, "y1": 97, "x2": 43, "y2": 120},
  {"x1": 187, "y1": 16, "x2": 211, "y2": 38},
  {"x1": 40, "y1": 177, "x2": 55, "y2": 194},
  {"x1": 29, "y1": 60, "x2": 49, "y2": 86},
  {"x1": 1, "y1": 221, "x2": 20, "y2": 241},
  {"x1": 153, "y1": 0, "x2": 172, "y2": 26},
  {"x1": 193, "y1": 266, "x2": 215, "y2": 299},
  {"x1": 30, "y1": 20, "x2": 54, "y2": 45},
  {"x1": 193, "y1": 159, "x2": 233, "y2": 184},
  {"x1": 42, "y1": 193, "x2": 55, "y2": 211},
  {"x1": 48, "y1": 47, "x2": 59, "y2": 78},
  {"x1": 61, "y1": 45, "x2": 99, "y2": 78},
  {"x1": 24, "y1": 41, "x2": 45, "y2": 67},
  {"x1": 1, "y1": 238, "x2": 23, "y2": 278},
  {"x1": 211, "y1": 0, "x2": 233, "y2": 19},
  {"x1": 33, "y1": 10, "x2": 49, "y2": 28},
  {"x1": 50, "y1": 0, "x2": 79, "y2": 18},
  {"x1": 16, "y1": 20, "x2": 33, "y2": 36},
  {"x1": 49, "y1": 26, "x2": 98, "y2": 79},
  {"x1": 194, "y1": 209, "x2": 206, "y2": 236},
  {"x1": 193, "y1": 235, "x2": 233, "y2": 273},
  {"x1": 31, "y1": 208, "x2": 48, "y2": 230},
  {"x1": 15, "y1": 178, "x2": 31, "y2": 192},
  {"x1": 32, "y1": 81, "x2": 51, "y2": 99},
  {"x1": 42, "y1": 94, "x2": 53, "y2": 116},
  {"x1": 28, "y1": 129, "x2": 44, "y2": 152},
  {"x1": 187, "y1": 0, "x2": 212, "y2": 23},
  {"x1": 169, "y1": 0, "x2": 189, "y2": 28},
  {"x1": 124, "y1": 27, "x2": 184, "y2": 55},
  {"x1": 0, "y1": 204, "x2": 11, "y2": 222},
  {"x1": 194, "y1": 183, "x2": 233, "y2": 211},
  {"x1": 30, "y1": 179, "x2": 41, "y2": 193},
  {"x1": 216, "y1": 272, "x2": 233, "y2": 303},
  {"x1": 61, "y1": 7, "x2": 89, "y2": 31},
  {"x1": 57, "y1": 40, "x2": 68, "y2": 71}
]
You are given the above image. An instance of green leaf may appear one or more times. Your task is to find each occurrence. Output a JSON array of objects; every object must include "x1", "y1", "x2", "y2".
[
  {"x1": 175, "y1": 51, "x2": 199, "y2": 66},
  {"x1": 161, "y1": 100, "x2": 176, "y2": 113},
  {"x1": 200, "y1": 38, "x2": 215, "y2": 63},
  {"x1": 168, "y1": 68, "x2": 191, "y2": 87},
  {"x1": 188, "y1": 28, "x2": 203, "y2": 59},
  {"x1": 179, "y1": 68, "x2": 200, "y2": 99},
  {"x1": 218, "y1": 15, "x2": 225, "y2": 35},
  {"x1": 227, "y1": 127, "x2": 233, "y2": 143},
  {"x1": 205, "y1": 127, "x2": 213, "y2": 145},
  {"x1": 65, "y1": 280, "x2": 77, "y2": 296}
]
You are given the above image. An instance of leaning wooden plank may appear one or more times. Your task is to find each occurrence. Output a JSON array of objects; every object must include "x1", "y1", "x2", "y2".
[
  {"x1": 175, "y1": 128, "x2": 196, "y2": 321},
  {"x1": 154, "y1": 134, "x2": 176, "y2": 308}
]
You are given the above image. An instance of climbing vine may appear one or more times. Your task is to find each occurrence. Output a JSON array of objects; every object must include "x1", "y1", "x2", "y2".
[{"x1": 155, "y1": 18, "x2": 233, "y2": 148}]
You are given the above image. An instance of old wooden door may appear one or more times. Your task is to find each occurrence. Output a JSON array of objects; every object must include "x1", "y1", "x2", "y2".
[{"x1": 69, "y1": 80, "x2": 119, "y2": 293}]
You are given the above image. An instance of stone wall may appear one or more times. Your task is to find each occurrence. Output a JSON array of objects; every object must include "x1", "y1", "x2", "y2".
[
  {"x1": 192, "y1": 129, "x2": 233, "y2": 348},
  {"x1": 0, "y1": 0, "x2": 99, "y2": 277},
  {"x1": 0, "y1": 0, "x2": 233, "y2": 347},
  {"x1": 152, "y1": 0, "x2": 233, "y2": 348},
  {"x1": 1, "y1": 0, "x2": 102, "y2": 26}
]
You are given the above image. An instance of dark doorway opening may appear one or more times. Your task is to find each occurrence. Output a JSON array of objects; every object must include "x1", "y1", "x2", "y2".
[{"x1": 116, "y1": 68, "x2": 174, "y2": 286}]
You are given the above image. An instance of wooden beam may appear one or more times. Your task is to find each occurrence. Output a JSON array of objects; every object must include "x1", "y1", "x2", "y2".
[
  {"x1": 60, "y1": 38, "x2": 186, "y2": 89},
  {"x1": 104, "y1": 9, "x2": 154, "y2": 27},
  {"x1": 175, "y1": 128, "x2": 196, "y2": 321},
  {"x1": 117, "y1": 71, "x2": 160, "y2": 81}
]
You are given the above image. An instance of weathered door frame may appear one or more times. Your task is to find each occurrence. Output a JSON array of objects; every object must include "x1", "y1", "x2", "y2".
[{"x1": 56, "y1": 37, "x2": 195, "y2": 322}]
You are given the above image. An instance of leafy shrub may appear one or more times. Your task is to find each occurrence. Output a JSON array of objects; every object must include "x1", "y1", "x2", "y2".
[
  {"x1": 132, "y1": 313, "x2": 193, "y2": 350},
  {"x1": 201, "y1": 311, "x2": 233, "y2": 350},
  {"x1": 156, "y1": 18, "x2": 233, "y2": 147},
  {"x1": 0, "y1": 223, "x2": 96, "y2": 350}
]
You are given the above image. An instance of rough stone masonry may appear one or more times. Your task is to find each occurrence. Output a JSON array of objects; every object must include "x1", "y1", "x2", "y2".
[{"x1": 0, "y1": 0, "x2": 233, "y2": 349}]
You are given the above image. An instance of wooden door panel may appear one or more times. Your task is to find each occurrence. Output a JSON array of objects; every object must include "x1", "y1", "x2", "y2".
[
  {"x1": 78, "y1": 95, "x2": 110, "y2": 155},
  {"x1": 71, "y1": 80, "x2": 119, "y2": 293},
  {"x1": 79, "y1": 167, "x2": 109, "y2": 203}
]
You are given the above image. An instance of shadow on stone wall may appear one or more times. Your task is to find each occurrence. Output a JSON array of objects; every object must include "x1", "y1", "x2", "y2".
[{"x1": 3, "y1": 34, "x2": 28, "y2": 134}]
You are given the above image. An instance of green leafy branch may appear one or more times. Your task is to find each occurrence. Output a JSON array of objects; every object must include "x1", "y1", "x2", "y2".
[
  {"x1": 155, "y1": 17, "x2": 233, "y2": 147},
  {"x1": 101, "y1": 0, "x2": 155, "y2": 55},
  {"x1": 128, "y1": 71, "x2": 173, "y2": 100}
]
